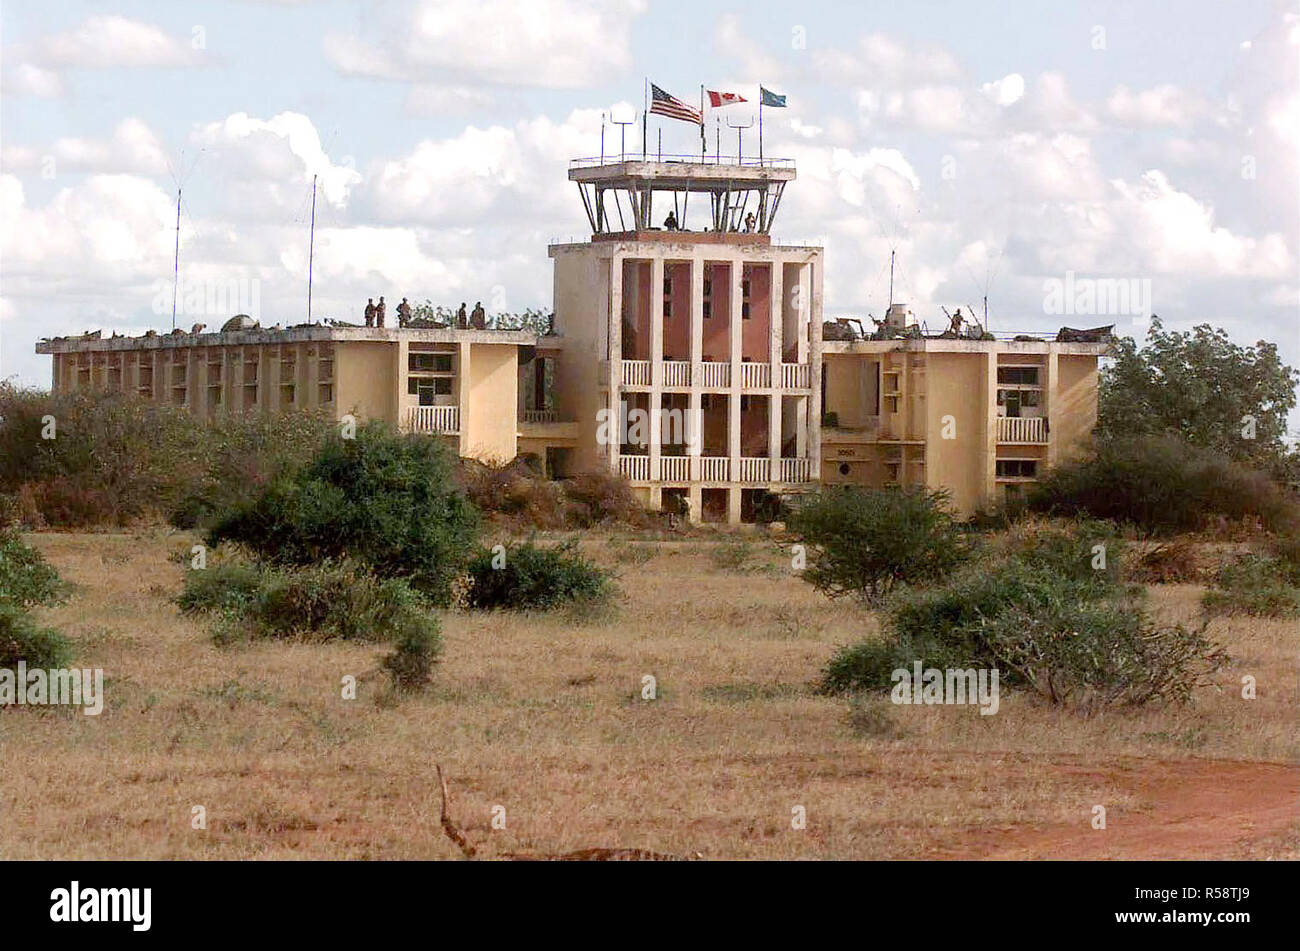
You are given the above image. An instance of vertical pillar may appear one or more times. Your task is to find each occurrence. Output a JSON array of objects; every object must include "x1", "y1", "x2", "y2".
[
  {"x1": 728, "y1": 255, "x2": 743, "y2": 523},
  {"x1": 649, "y1": 257, "x2": 664, "y2": 490},
  {"x1": 607, "y1": 255, "x2": 623, "y2": 469},
  {"x1": 456, "y1": 340, "x2": 472, "y2": 456},
  {"x1": 983, "y1": 348, "x2": 998, "y2": 507},
  {"x1": 808, "y1": 258, "x2": 823, "y2": 474},
  {"x1": 769, "y1": 262, "x2": 783, "y2": 480},
  {"x1": 1045, "y1": 350, "x2": 1059, "y2": 470}
]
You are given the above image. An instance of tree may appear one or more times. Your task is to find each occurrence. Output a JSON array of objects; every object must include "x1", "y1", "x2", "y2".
[
  {"x1": 1098, "y1": 317, "x2": 1298, "y2": 468},
  {"x1": 787, "y1": 486, "x2": 969, "y2": 605}
]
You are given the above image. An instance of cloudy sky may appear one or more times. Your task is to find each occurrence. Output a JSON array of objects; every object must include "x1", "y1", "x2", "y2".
[{"x1": 1, "y1": 0, "x2": 1297, "y2": 401}]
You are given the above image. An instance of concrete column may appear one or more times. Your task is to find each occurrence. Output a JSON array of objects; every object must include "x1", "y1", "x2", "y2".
[
  {"x1": 393, "y1": 337, "x2": 409, "y2": 427},
  {"x1": 1045, "y1": 350, "x2": 1059, "y2": 470},
  {"x1": 728, "y1": 257, "x2": 742, "y2": 467},
  {"x1": 607, "y1": 255, "x2": 623, "y2": 469},
  {"x1": 649, "y1": 257, "x2": 664, "y2": 483},
  {"x1": 983, "y1": 349, "x2": 998, "y2": 507},
  {"x1": 689, "y1": 256, "x2": 704, "y2": 482},
  {"x1": 807, "y1": 259, "x2": 823, "y2": 471},
  {"x1": 456, "y1": 340, "x2": 472, "y2": 455},
  {"x1": 769, "y1": 262, "x2": 783, "y2": 480}
]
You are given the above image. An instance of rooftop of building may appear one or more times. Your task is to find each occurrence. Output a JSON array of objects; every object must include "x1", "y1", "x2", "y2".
[
  {"x1": 35, "y1": 319, "x2": 557, "y2": 354},
  {"x1": 568, "y1": 155, "x2": 795, "y2": 189}
]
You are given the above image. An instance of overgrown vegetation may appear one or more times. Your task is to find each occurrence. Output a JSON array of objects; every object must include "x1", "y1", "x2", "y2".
[
  {"x1": 0, "y1": 383, "x2": 336, "y2": 529},
  {"x1": 1099, "y1": 317, "x2": 1298, "y2": 473},
  {"x1": 177, "y1": 558, "x2": 442, "y2": 690},
  {"x1": 0, "y1": 528, "x2": 71, "y2": 671},
  {"x1": 1029, "y1": 435, "x2": 1298, "y2": 535},
  {"x1": 206, "y1": 422, "x2": 478, "y2": 605},
  {"x1": 788, "y1": 486, "x2": 969, "y2": 604},
  {"x1": 1201, "y1": 554, "x2": 1300, "y2": 618},
  {"x1": 0, "y1": 528, "x2": 66, "y2": 608},
  {"x1": 821, "y1": 520, "x2": 1227, "y2": 711},
  {"x1": 464, "y1": 540, "x2": 614, "y2": 611},
  {"x1": 458, "y1": 459, "x2": 651, "y2": 530}
]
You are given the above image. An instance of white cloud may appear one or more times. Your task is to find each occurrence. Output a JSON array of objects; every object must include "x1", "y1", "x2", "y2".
[
  {"x1": 191, "y1": 112, "x2": 362, "y2": 209},
  {"x1": 34, "y1": 15, "x2": 202, "y2": 68},
  {"x1": 1, "y1": 119, "x2": 170, "y2": 176},
  {"x1": 0, "y1": 63, "x2": 64, "y2": 98},
  {"x1": 325, "y1": 0, "x2": 645, "y2": 88},
  {"x1": 1106, "y1": 84, "x2": 1206, "y2": 127}
]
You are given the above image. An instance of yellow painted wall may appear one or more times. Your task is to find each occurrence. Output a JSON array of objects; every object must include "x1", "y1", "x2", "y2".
[
  {"x1": 336, "y1": 342, "x2": 395, "y2": 422},
  {"x1": 552, "y1": 250, "x2": 611, "y2": 472},
  {"x1": 1052, "y1": 354, "x2": 1099, "y2": 465},
  {"x1": 924, "y1": 351, "x2": 990, "y2": 515},
  {"x1": 464, "y1": 343, "x2": 519, "y2": 463},
  {"x1": 822, "y1": 353, "x2": 879, "y2": 428}
]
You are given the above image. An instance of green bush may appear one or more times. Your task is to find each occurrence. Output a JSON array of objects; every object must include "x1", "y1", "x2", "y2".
[
  {"x1": 1202, "y1": 555, "x2": 1300, "y2": 618},
  {"x1": 0, "y1": 530, "x2": 65, "y2": 608},
  {"x1": 821, "y1": 525, "x2": 1226, "y2": 709},
  {"x1": 0, "y1": 382, "x2": 335, "y2": 529},
  {"x1": 179, "y1": 560, "x2": 438, "y2": 642},
  {"x1": 1030, "y1": 435, "x2": 1297, "y2": 535},
  {"x1": 788, "y1": 486, "x2": 970, "y2": 604},
  {"x1": 205, "y1": 422, "x2": 479, "y2": 605},
  {"x1": 465, "y1": 539, "x2": 613, "y2": 610},
  {"x1": 381, "y1": 617, "x2": 440, "y2": 691},
  {"x1": 0, "y1": 603, "x2": 73, "y2": 670}
]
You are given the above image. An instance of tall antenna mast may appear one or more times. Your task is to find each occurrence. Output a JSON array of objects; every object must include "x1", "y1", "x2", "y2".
[
  {"x1": 307, "y1": 174, "x2": 317, "y2": 324},
  {"x1": 171, "y1": 187, "x2": 182, "y2": 330},
  {"x1": 888, "y1": 249, "x2": 895, "y2": 307}
]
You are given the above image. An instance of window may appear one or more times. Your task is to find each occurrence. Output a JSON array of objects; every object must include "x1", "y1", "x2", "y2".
[
  {"x1": 703, "y1": 301, "x2": 712, "y2": 319},
  {"x1": 318, "y1": 382, "x2": 334, "y2": 403},
  {"x1": 742, "y1": 302, "x2": 751, "y2": 319},
  {"x1": 434, "y1": 378, "x2": 452, "y2": 395},
  {"x1": 997, "y1": 366, "x2": 1039, "y2": 386},
  {"x1": 996, "y1": 459, "x2": 1037, "y2": 479},
  {"x1": 664, "y1": 300, "x2": 672, "y2": 318},
  {"x1": 409, "y1": 352, "x2": 452, "y2": 373},
  {"x1": 663, "y1": 277, "x2": 672, "y2": 295}
]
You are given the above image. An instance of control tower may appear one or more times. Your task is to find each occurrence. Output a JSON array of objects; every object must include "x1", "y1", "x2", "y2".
[{"x1": 548, "y1": 155, "x2": 823, "y2": 523}]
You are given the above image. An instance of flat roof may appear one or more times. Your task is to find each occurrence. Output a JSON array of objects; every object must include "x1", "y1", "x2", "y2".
[
  {"x1": 36, "y1": 325, "x2": 551, "y2": 354},
  {"x1": 822, "y1": 337, "x2": 1110, "y2": 355},
  {"x1": 568, "y1": 158, "x2": 795, "y2": 190}
]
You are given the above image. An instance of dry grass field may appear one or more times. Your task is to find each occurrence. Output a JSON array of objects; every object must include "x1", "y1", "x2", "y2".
[{"x1": 1, "y1": 528, "x2": 1296, "y2": 860}]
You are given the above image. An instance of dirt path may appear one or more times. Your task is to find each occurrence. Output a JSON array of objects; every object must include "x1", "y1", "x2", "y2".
[{"x1": 943, "y1": 758, "x2": 1299, "y2": 859}]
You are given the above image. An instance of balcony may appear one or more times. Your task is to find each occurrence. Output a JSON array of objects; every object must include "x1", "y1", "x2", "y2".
[
  {"x1": 619, "y1": 455, "x2": 650, "y2": 481},
  {"x1": 779, "y1": 458, "x2": 813, "y2": 483},
  {"x1": 781, "y1": 363, "x2": 811, "y2": 389},
  {"x1": 622, "y1": 360, "x2": 651, "y2": 386},
  {"x1": 738, "y1": 458, "x2": 771, "y2": 483},
  {"x1": 700, "y1": 456, "x2": 729, "y2": 481},
  {"x1": 405, "y1": 404, "x2": 459, "y2": 435},
  {"x1": 659, "y1": 456, "x2": 690, "y2": 482},
  {"x1": 740, "y1": 363, "x2": 771, "y2": 388},
  {"x1": 997, "y1": 416, "x2": 1047, "y2": 444},
  {"x1": 521, "y1": 409, "x2": 558, "y2": 424},
  {"x1": 701, "y1": 362, "x2": 730, "y2": 388},
  {"x1": 663, "y1": 361, "x2": 691, "y2": 387}
]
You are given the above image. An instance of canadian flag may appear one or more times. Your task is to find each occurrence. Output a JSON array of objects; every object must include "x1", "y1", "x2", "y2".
[{"x1": 706, "y1": 90, "x2": 747, "y2": 107}]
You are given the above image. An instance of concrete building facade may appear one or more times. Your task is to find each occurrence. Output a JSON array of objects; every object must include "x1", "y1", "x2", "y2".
[{"x1": 35, "y1": 155, "x2": 1108, "y2": 522}]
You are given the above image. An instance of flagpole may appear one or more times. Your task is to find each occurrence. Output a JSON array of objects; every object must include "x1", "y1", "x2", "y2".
[
  {"x1": 700, "y1": 85, "x2": 705, "y2": 161},
  {"x1": 642, "y1": 78, "x2": 648, "y2": 160},
  {"x1": 758, "y1": 87, "x2": 764, "y2": 163}
]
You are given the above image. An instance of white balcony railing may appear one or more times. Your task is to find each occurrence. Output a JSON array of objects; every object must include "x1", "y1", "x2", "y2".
[
  {"x1": 663, "y1": 361, "x2": 691, "y2": 387},
  {"x1": 738, "y1": 457, "x2": 770, "y2": 483},
  {"x1": 997, "y1": 415, "x2": 1047, "y2": 443},
  {"x1": 779, "y1": 458, "x2": 813, "y2": 483},
  {"x1": 741, "y1": 362, "x2": 771, "y2": 388},
  {"x1": 622, "y1": 360, "x2": 652, "y2": 386},
  {"x1": 700, "y1": 456, "x2": 729, "y2": 481},
  {"x1": 659, "y1": 456, "x2": 690, "y2": 482},
  {"x1": 701, "y1": 362, "x2": 730, "y2": 388},
  {"x1": 405, "y1": 404, "x2": 459, "y2": 434},
  {"x1": 781, "y1": 363, "x2": 810, "y2": 389},
  {"x1": 521, "y1": 409, "x2": 558, "y2": 424},
  {"x1": 619, "y1": 455, "x2": 650, "y2": 480}
]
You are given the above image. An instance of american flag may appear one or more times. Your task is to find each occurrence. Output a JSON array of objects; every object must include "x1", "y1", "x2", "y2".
[{"x1": 650, "y1": 83, "x2": 702, "y2": 125}]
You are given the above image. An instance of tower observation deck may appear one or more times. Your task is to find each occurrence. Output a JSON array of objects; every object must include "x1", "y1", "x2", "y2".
[{"x1": 568, "y1": 155, "x2": 796, "y2": 242}]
